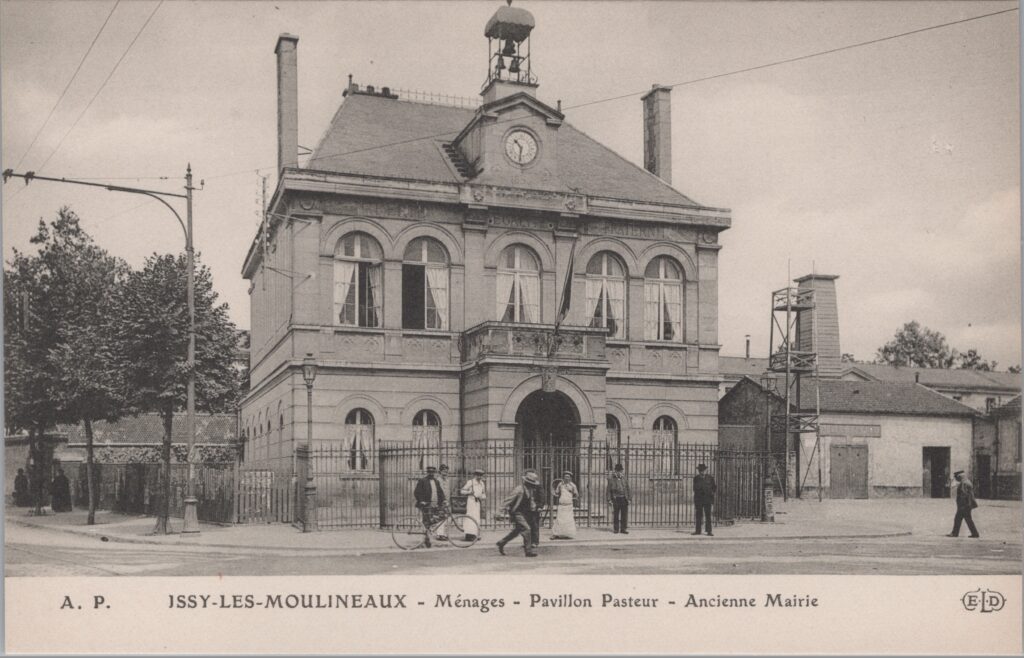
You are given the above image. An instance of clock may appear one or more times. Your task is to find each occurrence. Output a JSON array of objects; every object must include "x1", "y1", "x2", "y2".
[{"x1": 504, "y1": 129, "x2": 538, "y2": 165}]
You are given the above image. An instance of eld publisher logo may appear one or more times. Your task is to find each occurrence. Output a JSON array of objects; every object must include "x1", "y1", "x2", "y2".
[{"x1": 962, "y1": 589, "x2": 1006, "y2": 613}]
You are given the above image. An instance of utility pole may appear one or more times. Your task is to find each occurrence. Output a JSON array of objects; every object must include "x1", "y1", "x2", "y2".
[{"x1": 3, "y1": 167, "x2": 202, "y2": 533}]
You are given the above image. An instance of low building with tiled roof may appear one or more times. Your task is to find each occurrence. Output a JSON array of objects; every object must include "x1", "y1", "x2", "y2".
[
  {"x1": 719, "y1": 377, "x2": 976, "y2": 499},
  {"x1": 841, "y1": 363, "x2": 1020, "y2": 413}
]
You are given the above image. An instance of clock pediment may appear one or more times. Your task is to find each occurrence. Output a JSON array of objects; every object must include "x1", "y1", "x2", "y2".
[{"x1": 453, "y1": 91, "x2": 564, "y2": 189}]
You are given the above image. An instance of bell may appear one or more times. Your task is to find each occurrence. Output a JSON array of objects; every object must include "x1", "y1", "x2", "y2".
[
  {"x1": 508, "y1": 57, "x2": 520, "y2": 74},
  {"x1": 495, "y1": 55, "x2": 505, "y2": 72},
  {"x1": 502, "y1": 39, "x2": 517, "y2": 56}
]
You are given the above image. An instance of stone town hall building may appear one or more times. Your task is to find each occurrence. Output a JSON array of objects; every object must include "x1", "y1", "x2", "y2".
[{"x1": 240, "y1": 5, "x2": 731, "y2": 480}]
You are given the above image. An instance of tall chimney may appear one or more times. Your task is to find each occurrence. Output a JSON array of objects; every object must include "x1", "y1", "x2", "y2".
[
  {"x1": 745, "y1": 334, "x2": 751, "y2": 359},
  {"x1": 795, "y1": 274, "x2": 842, "y2": 378},
  {"x1": 641, "y1": 84, "x2": 672, "y2": 183},
  {"x1": 275, "y1": 34, "x2": 299, "y2": 174}
]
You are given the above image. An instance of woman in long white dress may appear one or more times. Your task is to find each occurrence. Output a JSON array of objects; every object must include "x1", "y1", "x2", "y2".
[
  {"x1": 459, "y1": 469, "x2": 486, "y2": 540},
  {"x1": 551, "y1": 471, "x2": 579, "y2": 539}
]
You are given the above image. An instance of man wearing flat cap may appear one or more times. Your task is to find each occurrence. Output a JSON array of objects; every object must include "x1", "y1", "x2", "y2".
[
  {"x1": 947, "y1": 470, "x2": 980, "y2": 538},
  {"x1": 497, "y1": 470, "x2": 541, "y2": 557},
  {"x1": 692, "y1": 463, "x2": 716, "y2": 536},
  {"x1": 414, "y1": 466, "x2": 445, "y2": 548}
]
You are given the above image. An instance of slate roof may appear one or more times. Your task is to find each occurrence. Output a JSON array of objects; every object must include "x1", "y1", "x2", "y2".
[
  {"x1": 308, "y1": 92, "x2": 700, "y2": 207},
  {"x1": 843, "y1": 362, "x2": 1020, "y2": 391},
  {"x1": 61, "y1": 413, "x2": 236, "y2": 446},
  {"x1": 720, "y1": 356, "x2": 771, "y2": 380},
  {"x1": 799, "y1": 380, "x2": 977, "y2": 418},
  {"x1": 992, "y1": 395, "x2": 1021, "y2": 418}
]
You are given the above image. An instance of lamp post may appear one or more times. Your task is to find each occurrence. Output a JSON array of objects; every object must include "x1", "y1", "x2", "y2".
[
  {"x1": 759, "y1": 374, "x2": 776, "y2": 522},
  {"x1": 301, "y1": 353, "x2": 318, "y2": 532},
  {"x1": 2, "y1": 167, "x2": 201, "y2": 533}
]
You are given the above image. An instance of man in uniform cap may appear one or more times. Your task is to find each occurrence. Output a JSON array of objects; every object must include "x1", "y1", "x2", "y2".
[
  {"x1": 947, "y1": 470, "x2": 980, "y2": 538},
  {"x1": 414, "y1": 466, "x2": 445, "y2": 548},
  {"x1": 692, "y1": 463, "x2": 717, "y2": 536},
  {"x1": 497, "y1": 470, "x2": 541, "y2": 557}
]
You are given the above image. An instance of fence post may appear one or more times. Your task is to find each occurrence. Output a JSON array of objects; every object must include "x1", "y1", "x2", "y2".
[{"x1": 297, "y1": 444, "x2": 317, "y2": 532}]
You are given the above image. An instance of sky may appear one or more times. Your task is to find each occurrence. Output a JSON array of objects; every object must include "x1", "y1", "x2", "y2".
[{"x1": 1, "y1": 1, "x2": 1020, "y2": 367}]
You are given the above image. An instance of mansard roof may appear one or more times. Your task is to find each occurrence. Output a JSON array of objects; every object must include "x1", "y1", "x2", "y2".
[{"x1": 308, "y1": 92, "x2": 700, "y2": 207}]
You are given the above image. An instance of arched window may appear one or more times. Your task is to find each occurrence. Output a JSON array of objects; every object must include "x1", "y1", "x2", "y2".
[
  {"x1": 644, "y1": 256, "x2": 683, "y2": 342},
  {"x1": 402, "y1": 238, "x2": 449, "y2": 330},
  {"x1": 497, "y1": 245, "x2": 540, "y2": 323},
  {"x1": 653, "y1": 415, "x2": 679, "y2": 475},
  {"x1": 587, "y1": 252, "x2": 626, "y2": 339},
  {"x1": 344, "y1": 408, "x2": 375, "y2": 470},
  {"x1": 412, "y1": 409, "x2": 442, "y2": 469},
  {"x1": 334, "y1": 232, "x2": 383, "y2": 328},
  {"x1": 606, "y1": 414, "x2": 621, "y2": 450}
]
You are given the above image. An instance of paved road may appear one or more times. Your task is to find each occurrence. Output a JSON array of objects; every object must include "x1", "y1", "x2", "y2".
[{"x1": 6, "y1": 523, "x2": 1019, "y2": 576}]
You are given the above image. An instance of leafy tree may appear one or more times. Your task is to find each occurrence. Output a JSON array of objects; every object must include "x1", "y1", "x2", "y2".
[
  {"x1": 1009, "y1": 365, "x2": 1021, "y2": 374},
  {"x1": 841, "y1": 353, "x2": 857, "y2": 363},
  {"x1": 957, "y1": 348, "x2": 997, "y2": 371},
  {"x1": 4, "y1": 208, "x2": 128, "y2": 522},
  {"x1": 112, "y1": 253, "x2": 240, "y2": 534},
  {"x1": 875, "y1": 321, "x2": 958, "y2": 368}
]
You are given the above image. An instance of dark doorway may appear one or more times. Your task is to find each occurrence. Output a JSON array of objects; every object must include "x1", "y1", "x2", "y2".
[
  {"x1": 974, "y1": 453, "x2": 992, "y2": 499},
  {"x1": 922, "y1": 447, "x2": 951, "y2": 498},
  {"x1": 515, "y1": 390, "x2": 580, "y2": 503}
]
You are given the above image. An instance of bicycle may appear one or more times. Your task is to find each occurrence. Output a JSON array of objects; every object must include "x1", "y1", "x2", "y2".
[{"x1": 391, "y1": 501, "x2": 481, "y2": 550}]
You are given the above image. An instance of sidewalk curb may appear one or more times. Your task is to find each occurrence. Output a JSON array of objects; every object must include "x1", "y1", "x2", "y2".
[{"x1": 7, "y1": 516, "x2": 913, "y2": 557}]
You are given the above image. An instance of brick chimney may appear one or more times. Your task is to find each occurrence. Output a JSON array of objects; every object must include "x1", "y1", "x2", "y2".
[
  {"x1": 275, "y1": 34, "x2": 299, "y2": 174},
  {"x1": 795, "y1": 274, "x2": 841, "y2": 378},
  {"x1": 641, "y1": 84, "x2": 672, "y2": 183}
]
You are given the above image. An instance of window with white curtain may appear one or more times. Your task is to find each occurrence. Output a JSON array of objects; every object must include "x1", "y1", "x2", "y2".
[
  {"x1": 412, "y1": 409, "x2": 442, "y2": 470},
  {"x1": 402, "y1": 238, "x2": 449, "y2": 330},
  {"x1": 606, "y1": 414, "x2": 621, "y2": 449},
  {"x1": 344, "y1": 408, "x2": 375, "y2": 471},
  {"x1": 644, "y1": 256, "x2": 683, "y2": 342},
  {"x1": 497, "y1": 245, "x2": 540, "y2": 323},
  {"x1": 586, "y1": 252, "x2": 626, "y2": 339},
  {"x1": 334, "y1": 233, "x2": 383, "y2": 328},
  {"x1": 653, "y1": 415, "x2": 679, "y2": 475}
]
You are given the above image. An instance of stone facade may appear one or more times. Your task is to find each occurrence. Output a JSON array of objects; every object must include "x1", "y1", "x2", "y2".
[{"x1": 239, "y1": 22, "x2": 731, "y2": 472}]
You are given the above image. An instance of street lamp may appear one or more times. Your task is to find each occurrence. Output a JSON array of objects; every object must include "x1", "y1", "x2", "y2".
[
  {"x1": 301, "y1": 353, "x2": 318, "y2": 532},
  {"x1": 759, "y1": 374, "x2": 777, "y2": 522}
]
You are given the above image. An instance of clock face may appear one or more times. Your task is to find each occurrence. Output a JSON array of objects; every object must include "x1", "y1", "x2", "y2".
[{"x1": 504, "y1": 130, "x2": 538, "y2": 165}]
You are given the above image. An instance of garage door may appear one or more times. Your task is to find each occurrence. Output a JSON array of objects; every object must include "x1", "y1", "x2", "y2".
[{"x1": 830, "y1": 444, "x2": 869, "y2": 499}]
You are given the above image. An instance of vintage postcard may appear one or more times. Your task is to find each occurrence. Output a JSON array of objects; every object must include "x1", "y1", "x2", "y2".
[{"x1": 2, "y1": 0, "x2": 1021, "y2": 654}]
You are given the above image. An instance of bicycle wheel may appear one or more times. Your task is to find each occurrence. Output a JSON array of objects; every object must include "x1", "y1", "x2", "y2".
[
  {"x1": 391, "y1": 516, "x2": 427, "y2": 550},
  {"x1": 448, "y1": 515, "x2": 481, "y2": 548}
]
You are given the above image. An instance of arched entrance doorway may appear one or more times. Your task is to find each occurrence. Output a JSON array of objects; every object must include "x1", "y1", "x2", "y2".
[{"x1": 515, "y1": 390, "x2": 580, "y2": 503}]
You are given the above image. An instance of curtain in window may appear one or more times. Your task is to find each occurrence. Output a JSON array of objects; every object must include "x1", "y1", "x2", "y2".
[
  {"x1": 412, "y1": 424, "x2": 442, "y2": 470},
  {"x1": 519, "y1": 274, "x2": 540, "y2": 323},
  {"x1": 346, "y1": 424, "x2": 373, "y2": 470},
  {"x1": 644, "y1": 282, "x2": 659, "y2": 340},
  {"x1": 366, "y1": 263, "x2": 383, "y2": 327},
  {"x1": 424, "y1": 267, "x2": 448, "y2": 330},
  {"x1": 496, "y1": 272, "x2": 515, "y2": 321},
  {"x1": 587, "y1": 278, "x2": 603, "y2": 326},
  {"x1": 662, "y1": 284, "x2": 681, "y2": 342},
  {"x1": 334, "y1": 261, "x2": 356, "y2": 324},
  {"x1": 606, "y1": 279, "x2": 624, "y2": 338},
  {"x1": 653, "y1": 429, "x2": 674, "y2": 474}
]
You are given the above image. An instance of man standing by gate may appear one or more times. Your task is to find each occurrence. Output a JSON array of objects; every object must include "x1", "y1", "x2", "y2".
[
  {"x1": 693, "y1": 463, "x2": 716, "y2": 536},
  {"x1": 608, "y1": 463, "x2": 631, "y2": 534}
]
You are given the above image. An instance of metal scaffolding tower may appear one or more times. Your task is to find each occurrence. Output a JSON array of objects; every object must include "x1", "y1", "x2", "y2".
[{"x1": 768, "y1": 284, "x2": 823, "y2": 500}]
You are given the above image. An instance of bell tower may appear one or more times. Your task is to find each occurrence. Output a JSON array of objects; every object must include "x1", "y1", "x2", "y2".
[{"x1": 481, "y1": 1, "x2": 538, "y2": 104}]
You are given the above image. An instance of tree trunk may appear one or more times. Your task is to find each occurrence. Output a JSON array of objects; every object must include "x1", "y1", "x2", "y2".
[
  {"x1": 84, "y1": 418, "x2": 96, "y2": 525},
  {"x1": 153, "y1": 408, "x2": 173, "y2": 535}
]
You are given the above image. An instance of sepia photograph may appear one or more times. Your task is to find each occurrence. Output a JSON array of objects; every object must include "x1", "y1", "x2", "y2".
[{"x1": 1, "y1": 0, "x2": 1021, "y2": 654}]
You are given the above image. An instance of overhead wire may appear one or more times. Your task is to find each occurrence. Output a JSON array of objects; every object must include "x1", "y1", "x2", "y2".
[
  {"x1": 12, "y1": 0, "x2": 122, "y2": 171},
  {"x1": 201, "y1": 6, "x2": 1018, "y2": 184},
  {"x1": 35, "y1": 0, "x2": 165, "y2": 174}
]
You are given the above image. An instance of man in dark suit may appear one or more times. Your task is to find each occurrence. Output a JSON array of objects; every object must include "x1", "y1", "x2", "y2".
[
  {"x1": 607, "y1": 463, "x2": 631, "y2": 534},
  {"x1": 692, "y1": 463, "x2": 716, "y2": 536},
  {"x1": 947, "y1": 470, "x2": 980, "y2": 538},
  {"x1": 497, "y1": 471, "x2": 541, "y2": 557},
  {"x1": 414, "y1": 466, "x2": 445, "y2": 548}
]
